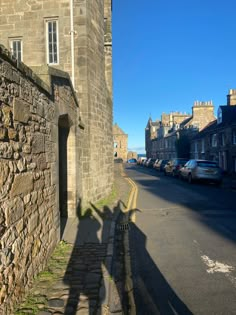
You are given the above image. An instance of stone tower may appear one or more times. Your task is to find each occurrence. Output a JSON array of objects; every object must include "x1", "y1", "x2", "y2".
[
  {"x1": 0, "y1": 0, "x2": 113, "y2": 206},
  {"x1": 113, "y1": 124, "x2": 128, "y2": 161}
]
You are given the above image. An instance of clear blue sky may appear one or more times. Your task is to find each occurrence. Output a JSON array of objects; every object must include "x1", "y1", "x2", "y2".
[{"x1": 112, "y1": 0, "x2": 236, "y2": 154}]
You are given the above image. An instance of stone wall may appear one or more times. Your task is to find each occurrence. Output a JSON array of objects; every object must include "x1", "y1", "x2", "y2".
[
  {"x1": 0, "y1": 46, "x2": 81, "y2": 314},
  {"x1": 0, "y1": 0, "x2": 114, "y2": 207}
]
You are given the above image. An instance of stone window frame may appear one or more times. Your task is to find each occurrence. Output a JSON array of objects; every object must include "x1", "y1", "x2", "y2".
[
  {"x1": 45, "y1": 18, "x2": 59, "y2": 65},
  {"x1": 9, "y1": 37, "x2": 23, "y2": 62}
]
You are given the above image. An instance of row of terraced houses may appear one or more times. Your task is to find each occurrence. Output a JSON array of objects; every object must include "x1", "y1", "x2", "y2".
[{"x1": 145, "y1": 89, "x2": 236, "y2": 174}]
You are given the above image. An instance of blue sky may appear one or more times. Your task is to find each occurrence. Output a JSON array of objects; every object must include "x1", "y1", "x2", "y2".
[{"x1": 112, "y1": 0, "x2": 236, "y2": 154}]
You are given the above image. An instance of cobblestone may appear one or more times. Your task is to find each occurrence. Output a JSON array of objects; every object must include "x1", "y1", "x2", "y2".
[{"x1": 14, "y1": 163, "x2": 130, "y2": 315}]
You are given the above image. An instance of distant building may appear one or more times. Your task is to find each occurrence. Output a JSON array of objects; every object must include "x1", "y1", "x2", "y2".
[
  {"x1": 191, "y1": 90, "x2": 236, "y2": 173},
  {"x1": 145, "y1": 102, "x2": 216, "y2": 160},
  {"x1": 145, "y1": 118, "x2": 161, "y2": 158},
  {"x1": 113, "y1": 123, "x2": 128, "y2": 161},
  {"x1": 127, "y1": 151, "x2": 138, "y2": 160}
]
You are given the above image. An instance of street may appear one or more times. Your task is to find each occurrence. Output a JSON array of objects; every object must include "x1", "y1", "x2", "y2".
[{"x1": 125, "y1": 164, "x2": 236, "y2": 315}]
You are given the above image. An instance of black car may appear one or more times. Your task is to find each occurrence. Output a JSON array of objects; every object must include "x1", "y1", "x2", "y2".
[{"x1": 164, "y1": 158, "x2": 189, "y2": 177}]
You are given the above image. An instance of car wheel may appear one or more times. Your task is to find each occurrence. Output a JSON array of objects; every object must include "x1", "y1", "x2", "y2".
[{"x1": 188, "y1": 174, "x2": 193, "y2": 184}]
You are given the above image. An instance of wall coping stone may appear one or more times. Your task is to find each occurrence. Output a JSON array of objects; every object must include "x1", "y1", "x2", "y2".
[{"x1": 0, "y1": 44, "x2": 79, "y2": 109}]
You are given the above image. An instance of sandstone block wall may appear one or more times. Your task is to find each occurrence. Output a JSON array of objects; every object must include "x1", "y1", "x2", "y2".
[
  {"x1": 0, "y1": 0, "x2": 114, "y2": 207},
  {"x1": 0, "y1": 46, "x2": 81, "y2": 314}
]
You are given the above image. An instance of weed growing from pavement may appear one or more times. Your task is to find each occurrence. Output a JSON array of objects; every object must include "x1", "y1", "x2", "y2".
[
  {"x1": 14, "y1": 241, "x2": 72, "y2": 315},
  {"x1": 80, "y1": 184, "x2": 118, "y2": 219}
]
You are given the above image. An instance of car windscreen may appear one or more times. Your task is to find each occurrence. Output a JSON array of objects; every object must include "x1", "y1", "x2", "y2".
[{"x1": 197, "y1": 161, "x2": 218, "y2": 168}]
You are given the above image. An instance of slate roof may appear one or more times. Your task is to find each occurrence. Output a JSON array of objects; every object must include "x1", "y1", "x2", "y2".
[
  {"x1": 218, "y1": 105, "x2": 236, "y2": 126},
  {"x1": 192, "y1": 105, "x2": 236, "y2": 140}
]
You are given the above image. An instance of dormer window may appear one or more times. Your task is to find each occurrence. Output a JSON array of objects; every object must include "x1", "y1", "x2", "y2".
[{"x1": 217, "y1": 107, "x2": 222, "y2": 124}]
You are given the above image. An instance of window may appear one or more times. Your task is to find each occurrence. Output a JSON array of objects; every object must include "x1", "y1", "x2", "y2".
[
  {"x1": 220, "y1": 133, "x2": 225, "y2": 146},
  {"x1": 217, "y1": 107, "x2": 222, "y2": 124},
  {"x1": 46, "y1": 19, "x2": 59, "y2": 64},
  {"x1": 211, "y1": 134, "x2": 217, "y2": 147},
  {"x1": 194, "y1": 142, "x2": 198, "y2": 159},
  {"x1": 233, "y1": 130, "x2": 236, "y2": 145},
  {"x1": 114, "y1": 142, "x2": 118, "y2": 148},
  {"x1": 201, "y1": 139, "x2": 205, "y2": 153},
  {"x1": 9, "y1": 38, "x2": 23, "y2": 61}
]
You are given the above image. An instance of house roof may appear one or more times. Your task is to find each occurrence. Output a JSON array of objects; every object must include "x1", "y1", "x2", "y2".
[
  {"x1": 180, "y1": 116, "x2": 192, "y2": 128},
  {"x1": 113, "y1": 123, "x2": 127, "y2": 135},
  {"x1": 218, "y1": 105, "x2": 236, "y2": 126},
  {"x1": 146, "y1": 117, "x2": 160, "y2": 128},
  {"x1": 192, "y1": 119, "x2": 217, "y2": 139}
]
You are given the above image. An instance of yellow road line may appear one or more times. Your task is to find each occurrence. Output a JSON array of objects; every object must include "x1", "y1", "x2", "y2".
[{"x1": 121, "y1": 165, "x2": 138, "y2": 222}]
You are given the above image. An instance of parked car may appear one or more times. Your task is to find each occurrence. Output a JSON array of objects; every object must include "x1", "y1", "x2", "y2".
[
  {"x1": 155, "y1": 159, "x2": 169, "y2": 172},
  {"x1": 179, "y1": 159, "x2": 223, "y2": 185},
  {"x1": 137, "y1": 157, "x2": 146, "y2": 165},
  {"x1": 127, "y1": 158, "x2": 137, "y2": 164},
  {"x1": 153, "y1": 159, "x2": 160, "y2": 170},
  {"x1": 164, "y1": 158, "x2": 189, "y2": 177},
  {"x1": 144, "y1": 158, "x2": 151, "y2": 167},
  {"x1": 146, "y1": 158, "x2": 156, "y2": 168},
  {"x1": 141, "y1": 158, "x2": 147, "y2": 166}
]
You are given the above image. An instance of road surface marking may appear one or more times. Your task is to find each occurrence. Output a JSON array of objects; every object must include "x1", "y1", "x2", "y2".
[
  {"x1": 121, "y1": 165, "x2": 138, "y2": 222},
  {"x1": 201, "y1": 255, "x2": 234, "y2": 274}
]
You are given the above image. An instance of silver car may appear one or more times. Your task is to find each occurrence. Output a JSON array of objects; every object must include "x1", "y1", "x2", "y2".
[{"x1": 179, "y1": 159, "x2": 223, "y2": 185}]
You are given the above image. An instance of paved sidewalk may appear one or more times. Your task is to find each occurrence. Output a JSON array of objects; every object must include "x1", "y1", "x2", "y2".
[{"x1": 14, "y1": 163, "x2": 131, "y2": 315}]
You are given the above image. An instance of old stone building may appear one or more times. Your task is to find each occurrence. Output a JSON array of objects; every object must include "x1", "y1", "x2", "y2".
[
  {"x1": 146, "y1": 102, "x2": 215, "y2": 159},
  {"x1": 127, "y1": 151, "x2": 138, "y2": 160},
  {"x1": 0, "y1": 1, "x2": 113, "y2": 313},
  {"x1": 191, "y1": 90, "x2": 236, "y2": 173},
  {"x1": 0, "y1": 0, "x2": 113, "y2": 205},
  {"x1": 113, "y1": 123, "x2": 128, "y2": 161},
  {"x1": 145, "y1": 117, "x2": 161, "y2": 158}
]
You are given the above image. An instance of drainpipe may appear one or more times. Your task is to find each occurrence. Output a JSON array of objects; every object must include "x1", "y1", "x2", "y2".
[{"x1": 70, "y1": 0, "x2": 75, "y2": 88}]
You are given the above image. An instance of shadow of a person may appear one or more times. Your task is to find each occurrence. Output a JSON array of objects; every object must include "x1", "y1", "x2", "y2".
[
  {"x1": 90, "y1": 200, "x2": 128, "y2": 313},
  {"x1": 127, "y1": 208, "x2": 193, "y2": 315},
  {"x1": 63, "y1": 206, "x2": 106, "y2": 315}
]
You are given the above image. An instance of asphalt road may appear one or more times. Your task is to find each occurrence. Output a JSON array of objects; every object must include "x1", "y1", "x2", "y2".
[{"x1": 125, "y1": 164, "x2": 236, "y2": 315}]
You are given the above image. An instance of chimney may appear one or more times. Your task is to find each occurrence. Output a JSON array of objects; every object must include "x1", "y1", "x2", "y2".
[{"x1": 227, "y1": 89, "x2": 236, "y2": 106}]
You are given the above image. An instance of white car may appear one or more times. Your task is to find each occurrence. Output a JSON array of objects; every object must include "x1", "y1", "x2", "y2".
[{"x1": 179, "y1": 159, "x2": 223, "y2": 185}]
